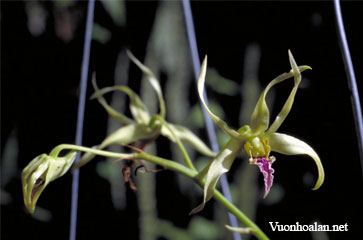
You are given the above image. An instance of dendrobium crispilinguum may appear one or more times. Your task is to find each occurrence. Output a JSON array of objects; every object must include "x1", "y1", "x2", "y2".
[
  {"x1": 22, "y1": 51, "x2": 215, "y2": 214},
  {"x1": 191, "y1": 50, "x2": 325, "y2": 214},
  {"x1": 74, "y1": 50, "x2": 215, "y2": 169}
]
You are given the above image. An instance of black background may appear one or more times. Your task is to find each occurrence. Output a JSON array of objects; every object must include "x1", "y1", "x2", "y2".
[{"x1": 1, "y1": 1, "x2": 363, "y2": 240}]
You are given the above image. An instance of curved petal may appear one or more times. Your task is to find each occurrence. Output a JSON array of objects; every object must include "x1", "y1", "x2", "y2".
[
  {"x1": 47, "y1": 151, "x2": 78, "y2": 181},
  {"x1": 99, "y1": 124, "x2": 159, "y2": 148},
  {"x1": 91, "y1": 85, "x2": 150, "y2": 125},
  {"x1": 250, "y1": 51, "x2": 311, "y2": 134},
  {"x1": 225, "y1": 225, "x2": 253, "y2": 234},
  {"x1": 266, "y1": 51, "x2": 311, "y2": 134},
  {"x1": 160, "y1": 123, "x2": 216, "y2": 157},
  {"x1": 250, "y1": 71, "x2": 290, "y2": 134},
  {"x1": 190, "y1": 139, "x2": 243, "y2": 214},
  {"x1": 22, "y1": 154, "x2": 49, "y2": 213},
  {"x1": 127, "y1": 50, "x2": 166, "y2": 118},
  {"x1": 197, "y1": 56, "x2": 241, "y2": 140},
  {"x1": 269, "y1": 132, "x2": 324, "y2": 190},
  {"x1": 91, "y1": 75, "x2": 134, "y2": 125},
  {"x1": 22, "y1": 151, "x2": 77, "y2": 213}
]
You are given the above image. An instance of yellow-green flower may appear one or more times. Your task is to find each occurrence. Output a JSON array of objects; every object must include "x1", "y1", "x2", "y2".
[
  {"x1": 191, "y1": 50, "x2": 324, "y2": 214},
  {"x1": 22, "y1": 151, "x2": 77, "y2": 213},
  {"x1": 21, "y1": 51, "x2": 215, "y2": 214},
  {"x1": 75, "y1": 50, "x2": 215, "y2": 168}
]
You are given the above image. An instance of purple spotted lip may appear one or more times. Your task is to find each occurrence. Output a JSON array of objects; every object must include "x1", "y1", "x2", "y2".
[{"x1": 251, "y1": 156, "x2": 276, "y2": 198}]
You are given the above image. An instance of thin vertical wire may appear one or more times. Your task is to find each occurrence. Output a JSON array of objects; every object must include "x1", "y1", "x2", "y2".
[
  {"x1": 333, "y1": 0, "x2": 363, "y2": 176},
  {"x1": 181, "y1": 1, "x2": 241, "y2": 239},
  {"x1": 69, "y1": 1, "x2": 95, "y2": 240}
]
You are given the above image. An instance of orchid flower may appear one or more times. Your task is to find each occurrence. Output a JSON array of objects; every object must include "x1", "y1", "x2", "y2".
[
  {"x1": 191, "y1": 50, "x2": 324, "y2": 214},
  {"x1": 75, "y1": 50, "x2": 215, "y2": 169},
  {"x1": 22, "y1": 151, "x2": 77, "y2": 213},
  {"x1": 22, "y1": 51, "x2": 215, "y2": 214}
]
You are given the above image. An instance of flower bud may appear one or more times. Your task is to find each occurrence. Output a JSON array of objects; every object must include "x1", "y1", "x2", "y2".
[{"x1": 22, "y1": 151, "x2": 77, "y2": 213}]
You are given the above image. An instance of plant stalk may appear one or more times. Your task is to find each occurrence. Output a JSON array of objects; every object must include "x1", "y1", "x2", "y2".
[{"x1": 49, "y1": 144, "x2": 269, "y2": 239}]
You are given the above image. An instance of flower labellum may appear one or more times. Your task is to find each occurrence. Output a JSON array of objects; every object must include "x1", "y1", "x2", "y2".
[
  {"x1": 191, "y1": 50, "x2": 325, "y2": 213},
  {"x1": 250, "y1": 156, "x2": 276, "y2": 198}
]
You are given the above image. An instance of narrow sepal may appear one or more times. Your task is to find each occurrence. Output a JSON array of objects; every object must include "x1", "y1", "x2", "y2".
[
  {"x1": 160, "y1": 123, "x2": 216, "y2": 157},
  {"x1": 127, "y1": 50, "x2": 166, "y2": 118},
  {"x1": 267, "y1": 51, "x2": 311, "y2": 134},
  {"x1": 197, "y1": 56, "x2": 241, "y2": 140},
  {"x1": 91, "y1": 75, "x2": 134, "y2": 124},
  {"x1": 251, "y1": 51, "x2": 311, "y2": 135},
  {"x1": 91, "y1": 85, "x2": 150, "y2": 125},
  {"x1": 250, "y1": 71, "x2": 293, "y2": 134},
  {"x1": 75, "y1": 124, "x2": 160, "y2": 169},
  {"x1": 190, "y1": 139, "x2": 243, "y2": 214}
]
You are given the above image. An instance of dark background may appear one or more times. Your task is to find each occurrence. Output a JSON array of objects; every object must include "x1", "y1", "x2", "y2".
[{"x1": 1, "y1": 1, "x2": 363, "y2": 240}]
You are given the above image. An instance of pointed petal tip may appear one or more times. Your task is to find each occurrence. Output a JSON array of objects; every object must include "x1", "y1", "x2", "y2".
[
  {"x1": 288, "y1": 49, "x2": 295, "y2": 63},
  {"x1": 312, "y1": 175, "x2": 324, "y2": 190},
  {"x1": 27, "y1": 203, "x2": 36, "y2": 214},
  {"x1": 300, "y1": 65, "x2": 312, "y2": 71},
  {"x1": 201, "y1": 55, "x2": 208, "y2": 69},
  {"x1": 313, "y1": 160, "x2": 325, "y2": 191},
  {"x1": 288, "y1": 50, "x2": 299, "y2": 73},
  {"x1": 126, "y1": 49, "x2": 133, "y2": 58},
  {"x1": 189, "y1": 202, "x2": 205, "y2": 215},
  {"x1": 288, "y1": 50, "x2": 313, "y2": 74},
  {"x1": 263, "y1": 191, "x2": 269, "y2": 199}
]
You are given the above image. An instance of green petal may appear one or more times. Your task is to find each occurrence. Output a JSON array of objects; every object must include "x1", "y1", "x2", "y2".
[
  {"x1": 266, "y1": 50, "x2": 311, "y2": 134},
  {"x1": 268, "y1": 132, "x2": 324, "y2": 190},
  {"x1": 160, "y1": 123, "x2": 216, "y2": 157},
  {"x1": 197, "y1": 56, "x2": 241, "y2": 140},
  {"x1": 91, "y1": 85, "x2": 151, "y2": 125},
  {"x1": 46, "y1": 151, "x2": 78, "y2": 182},
  {"x1": 225, "y1": 225, "x2": 254, "y2": 234},
  {"x1": 190, "y1": 139, "x2": 243, "y2": 214},
  {"x1": 127, "y1": 50, "x2": 166, "y2": 118},
  {"x1": 249, "y1": 72, "x2": 286, "y2": 134},
  {"x1": 99, "y1": 123, "x2": 159, "y2": 148},
  {"x1": 75, "y1": 124, "x2": 160, "y2": 169},
  {"x1": 22, "y1": 151, "x2": 77, "y2": 213},
  {"x1": 91, "y1": 75, "x2": 134, "y2": 124},
  {"x1": 22, "y1": 154, "x2": 49, "y2": 213}
]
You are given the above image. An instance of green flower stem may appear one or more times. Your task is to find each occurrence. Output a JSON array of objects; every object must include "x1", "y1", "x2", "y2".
[
  {"x1": 49, "y1": 144, "x2": 131, "y2": 159},
  {"x1": 213, "y1": 189, "x2": 269, "y2": 240},
  {"x1": 48, "y1": 144, "x2": 268, "y2": 239},
  {"x1": 134, "y1": 152, "x2": 197, "y2": 178},
  {"x1": 49, "y1": 144, "x2": 197, "y2": 178},
  {"x1": 154, "y1": 115, "x2": 197, "y2": 171},
  {"x1": 135, "y1": 152, "x2": 269, "y2": 240}
]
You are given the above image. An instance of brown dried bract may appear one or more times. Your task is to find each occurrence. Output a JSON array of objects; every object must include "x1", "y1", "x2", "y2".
[{"x1": 122, "y1": 159, "x2": 137, "y2": 191}]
